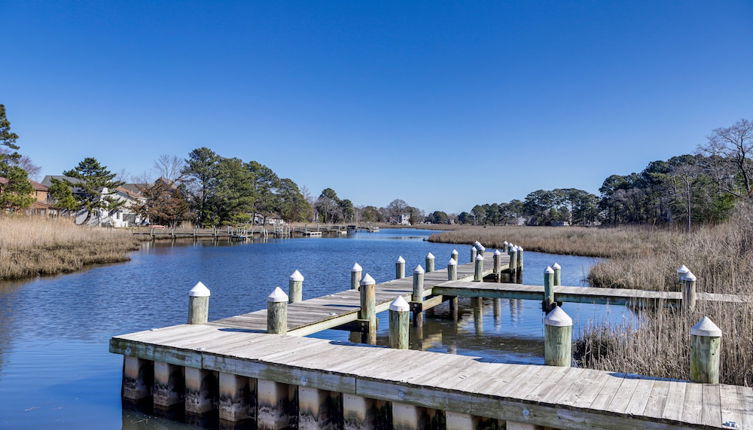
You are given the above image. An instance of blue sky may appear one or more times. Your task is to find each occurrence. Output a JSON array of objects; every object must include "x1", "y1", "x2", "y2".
[{"x1": 2, "y1": 1, "x2": 752, "y2": 213}]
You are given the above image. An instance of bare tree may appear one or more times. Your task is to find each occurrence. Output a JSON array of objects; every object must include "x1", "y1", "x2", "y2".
[
  {"x1": 154, "y1": 154, "x2": 186, "y2": 182},
  {"x1": 698, "y1": 119, "x2": 753, "y2": 197},
  {"x1": 0, "y1": 147, "x2": 40, "y2": 180},
  {"x1": 668, "y1": 163, "x2": 700, "y2": 233}
]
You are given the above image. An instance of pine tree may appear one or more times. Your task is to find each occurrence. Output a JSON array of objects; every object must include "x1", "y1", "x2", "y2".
[
  {"x1": 60, "y1": 158, "x2": 125, "y2": 224},
  {"x1": 0, "y1": 105, "x2": 33, "y2": 210}
]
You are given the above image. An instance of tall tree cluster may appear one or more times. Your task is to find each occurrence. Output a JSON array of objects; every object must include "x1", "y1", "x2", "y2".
[
  {"x1": 180, "y1": 147, "x2": 312, "y2": 226},
  {"x1": 0, "y1": 105, "x2": 34, "y2": 210}
]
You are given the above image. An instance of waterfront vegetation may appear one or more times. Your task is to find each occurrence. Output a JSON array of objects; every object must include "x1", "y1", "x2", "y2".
[
  {"x1": 0, "y1": 216, "x2": 139, "y2": 281},
  {"x1": 430, "y1": 201, "x2": 753, "y2": 385}
]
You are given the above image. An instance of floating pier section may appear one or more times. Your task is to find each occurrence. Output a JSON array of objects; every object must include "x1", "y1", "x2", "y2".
[{"x1": 111, "y1": 245, "x2": 752, "y2": 429}]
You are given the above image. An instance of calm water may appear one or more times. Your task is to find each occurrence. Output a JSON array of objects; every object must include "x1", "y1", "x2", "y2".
[{"x1": 0, "y1": 229, "x2": 631, "y2": 429}]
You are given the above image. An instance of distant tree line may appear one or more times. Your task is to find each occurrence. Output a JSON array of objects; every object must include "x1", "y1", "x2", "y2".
[{"x1": 459, "y1": 119, "x2": 753, "y2": 230}]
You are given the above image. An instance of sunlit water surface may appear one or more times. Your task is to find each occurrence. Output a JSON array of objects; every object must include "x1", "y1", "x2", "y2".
[{"x1": 0, "y1": 229, "x2": 635, "y2": 429}]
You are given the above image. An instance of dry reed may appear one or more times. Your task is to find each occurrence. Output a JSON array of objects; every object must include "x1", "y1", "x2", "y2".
[
  {"x1": 428, "y1": 225, "x2": 677, "y2": 258},
  {"x1": 0, "y1": 216, "x2": 140, "y2": 280},
  {"x1": 577, "y1": 203, "x2": 753, "y2": 385}
]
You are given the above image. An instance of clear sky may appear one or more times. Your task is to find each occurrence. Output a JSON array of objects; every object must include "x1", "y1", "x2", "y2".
[{"x1": 2, "y1": 1, "x2": 752, "y2": 213}]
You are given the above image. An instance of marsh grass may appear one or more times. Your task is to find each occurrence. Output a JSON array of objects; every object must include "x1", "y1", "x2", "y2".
[
  {"x1": 0, "y1": 216, "x2": 140, "y2": 280},
  {"x1": 428, "y1": 225, "x2": 678, "y2": 258}
]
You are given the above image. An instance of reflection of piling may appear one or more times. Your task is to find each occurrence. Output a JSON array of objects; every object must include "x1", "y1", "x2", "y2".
[{"x1": 472, "y1": 297, "x2": 483, "y2": 335}]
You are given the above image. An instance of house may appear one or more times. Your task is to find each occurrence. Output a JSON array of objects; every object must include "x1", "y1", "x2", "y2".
[
  {"x1": 0, "y1": 177, "x2": 54, "y2": 215},
  {"x1": 389, "y1": 213, "x2": 411, "y2": 226},
  {"x1": 41, "y1": 175, "x2": 147, "y2": 227}
]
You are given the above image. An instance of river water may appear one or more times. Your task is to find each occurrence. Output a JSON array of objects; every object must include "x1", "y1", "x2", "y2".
[{"x1": 0, "y1": 229, "x2": 633, "y2": 429}]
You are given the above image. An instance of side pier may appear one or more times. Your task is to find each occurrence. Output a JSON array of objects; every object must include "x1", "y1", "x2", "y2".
[{"x1": 111, "y1": 246, "x2": 752, "y2": 429}]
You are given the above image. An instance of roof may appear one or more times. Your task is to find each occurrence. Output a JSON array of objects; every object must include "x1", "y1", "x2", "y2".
[
  {"x1": 30, "y1": 201, "x2": 52, "y2": 209},
  {"x1": 115, "y1": 186, "x2": 143, "y2": 201},
  {"x1": 41, "y1": 175, "x2": 83, "y2": 187},
  {"x1": 30, "y1": 180, "x2": 48, "y2": 191}
]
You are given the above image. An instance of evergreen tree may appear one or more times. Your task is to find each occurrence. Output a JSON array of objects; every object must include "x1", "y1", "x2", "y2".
[
  {"x1": 208, "y1": 157, "x2": 256, "y2": 225},
  {"x1": 182, "y1": 147, "x2": 220, "y2": 226},
  {"x1": 0, "y1": 105, "x2": 33, "y2": 210},
  {"x1": 60, "y1": 158, "x2": 125, "y2": 223}
]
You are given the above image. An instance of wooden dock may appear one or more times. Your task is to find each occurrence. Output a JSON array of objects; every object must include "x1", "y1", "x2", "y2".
[{"x1": 110, "y1": 246, "x2": 752, "y2": 429}]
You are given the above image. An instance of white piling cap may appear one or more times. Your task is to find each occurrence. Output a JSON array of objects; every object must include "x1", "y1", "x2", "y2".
[
  {"x1": 517, "y1": 246, "x2": 524, "y2": 251},
  {"x1": 448, "y1": 258, "x2": 457, "y2": 266},
  {"x1": 477, "y1": 244, "x2": 486, "y2": 252},
  {"x1": 360, "y1": 273, "x2": 376, "y2": 286},
  {"x1": 426, "y1": 252, "x2": 435, "y2": 260},
  {"x1": 352, "y1": 262, "x2": 362, "y2": 272},
  {"x1": 389, "y1": 296, "x2": 410, "y2": 312},
  {"x1": 544, "y1": 306, "x2": 573, "y2": 327},
  {"x1": 494, "y1": 249, "x2": 501, "y2": 255},
  {"x1": 545, "y1": 266, "x2": 554, "y2": 274},
  {"x1": 290, "y1": 270, "x2": 304, "y2": 282},
  {"x1": 451, "y1": 249, "x2": 459, "y2": 255},
  {"x1": 414, "y1": 265, "x2": 425, "y2": 274},
  {"x1": 503, "y1": 241, "x2": 508, "y2": 246},
  {"x1": 677, "y1": 265, "x2": 690, "y2": 275},
  {"x1": 267, "y1": 286, "x2": 288, "y2": 303},
  {"x1": 684, "y1": 271, "x2": 697, "y2": 282},
  {"x1": 552, "y1": 263, "x2": 561, "y2": 270},
  {"x1": 188, "y1": 281, "x2": 211, "y2": 297},
  {"x1": 691, "y1": 316, "x2": 722, "y2": 337},
  {"x1": 473, "y1": 241, "x2": 482, "y2": 248},
  {"x1": 397, "y1": 256, "x2": 405, "y2": 263},
  {"x1": 475, "y1": 254, "x2": 484, "y2": 261}
]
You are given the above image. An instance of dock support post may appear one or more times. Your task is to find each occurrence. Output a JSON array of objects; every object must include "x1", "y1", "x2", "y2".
[
  {"x1": 451, "y1": 249, "x2": 459, "y2": 264},
  {"x1": 188, "y1": 282, "x2": 210, "y2": 324},
  {"x1": 343, "y1": 394, "x2": 377, "y2": 430},
  {"x1": 412, "y1": 265, "x2": 425, "y2": 328},
  {"x1": 552, "y1": 263, "x2": 561, "y2": 286},
  {"x1": 219, "y1": 373, "x2": 255, "y2": 423},
  {"x1": 396, "y1": 256, "x2": 406, "y2": 279},
  {"x1": 682, "y1": 271, "x2": 697, "y2": 312},
  {"x1": 473, "y1": 254, "x2": 484, "y2": 282},
  {"x1": 389, "y1": 296, "x2": 410, "y2": 349},
  {"x1": 267, "y1": 287, "x2": 288, "y2": 334},
  {"x1": 470, "y1": 246, "x2": 477, "y2": 263},
  {"x1": 425, "y1": 252, "x2": 435, "y2": 273},
  {"x1": 445, "y1": 411, "x2": 473, "y2": 430},
  {"x1": 351, "y1": 263, "x2": 362, "y2": 290},
  {"x1": 447, "y1": 258, "x2": 457, "y2": 281},
  {"x1": 299, "y1": 387, "x2": 342, "y2": 430},
  {"x1": 257, "y1": 379, "x2": 297, "y2": 429},
  {"x1": 289, "y1": 270, "x2": 304, "y2": 303},
  {"x1": 507, "y1": 423, "x2": 537, "y2": 430},
  {"x1": 122, "y1": 356, "x2": 152, "y2": 404},
  {"x1": 493, "y1": 249, "x2": 502, "y2": 280},
  {"x1": 544, "y1": 306, "x2": 573, "y2": 367},
  {"x1": 543, "y1": 266, "x2": 555, "y2": 312},
  {"x1": 153, "y1": 361, "x2": 185, "y2": 410},
  {"x1": 392, "y1": 402, "x2": 428, "y2": 430},
  {"x1": 508, "y1": 246, "x2": 517, "y2": 281},
  {"x1": 360, "y1": 274, "x2": 377, "y2": 344},
  {"x1": 690, "y1": 316, "x2": 721, "y2": 384},
  {"x1": 185, "y1": 367, "x2": 217, "y2": 416}
]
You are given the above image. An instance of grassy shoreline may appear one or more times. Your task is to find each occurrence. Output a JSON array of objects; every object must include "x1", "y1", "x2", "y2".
[{"x1": 0, "y1": 217, "x2": 140, "y2": 281}]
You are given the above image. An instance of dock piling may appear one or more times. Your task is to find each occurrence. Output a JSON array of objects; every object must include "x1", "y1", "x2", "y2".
[
  {"x1": 450, "y1": 249, "x2": 459, "y2": 263},
  {"x1": 389, "y1": 296, "x2": 410, "y2": 349},
  {"x1": 425, "y1": 252, "x2": 435, "y2": 273},
  {"x1": 396, "y1": 256, "x2": 406, "y2": 279},
  {"x1": 690, "y1": 316, "x2": 721, "y2": 384},
  {"x1": 470, "y1": 246, "x2": 477, "y2": 263},
  {"x1": 543, "y1": 266, "x2": 555, "y2": 311},
  {"x1": 188, "y1": 281, "x2": 210, "y2": 325},
  {"x1": 682, "y1": 271, "x2": 697, "y2": 311},
  {"x1": 359, "y1": 274, "x2": 377, "y2": 344},
  {"x1": 351, "y1": 263, "x2": 362, "y2": 290},
  {"x1": 447, "y1": 258, "x2": 457, "y2": 281},
  {"x1": 544, "y1": 306, "x2": 573, "y2": 367},
  {"x1": 219, "y1": 372, "x2": 255, "y2": 423},
  {"x1": 473, "y1": 254, "x2": 484, "y2": 282},
  {"x1": 153, "y1": 361, "x2": 185, "y2": 410},
  {"x1": 267, "y1": 287, "x2": 288, "y2": 334},
  {"x1": 185, "y1": 366, "x2": 217, "y2": 416},
  {"x1": 493, "y1": 249, "x2": 502, "y2": 279},
  {"x1": 508, "y1": 246, "x2": 518, "y2": 281},
  {"x1": 289, "y1": 270, "x2": 304, "y2": 303},
  {"x1": 552, "y1": 262, "x2": 561, "y2": 286},
  {"x1": 123, "y1": 356, "x2": 152, "y2": 403},
  {"x1": 412, "y1": 265, "x2": 425, "y2": 328}
]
